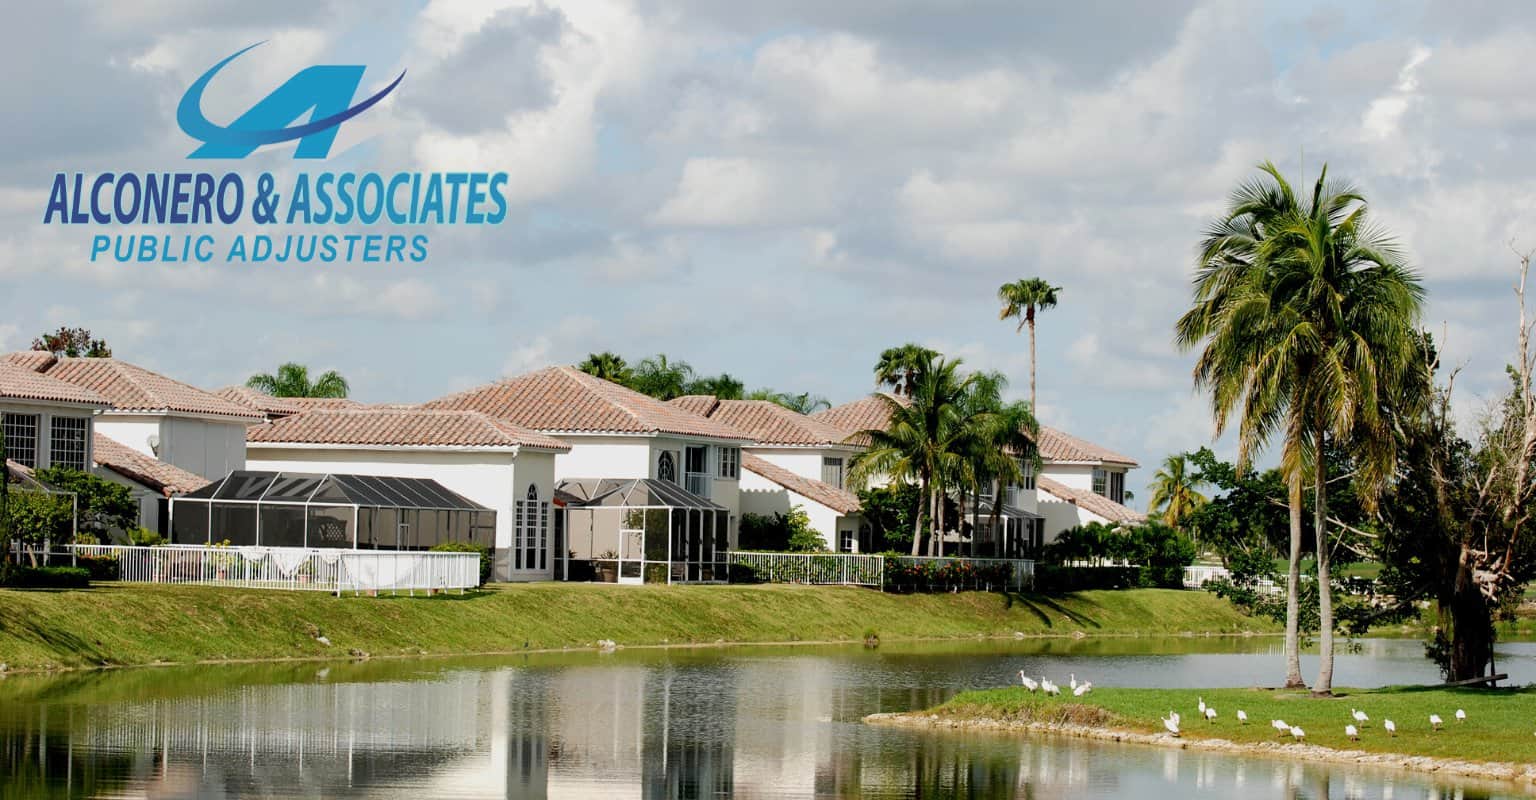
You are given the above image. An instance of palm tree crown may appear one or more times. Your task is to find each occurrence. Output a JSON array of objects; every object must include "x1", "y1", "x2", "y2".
[
  {"x1": 1148, "y1": 454, "x2": 1208, "y2": 531},
  {"x1": 246, "y1": 363, "x2": 349, "y2": 398},
  {"x1": 997, "y1": 278, "x2": 1062, "y2": 410}
]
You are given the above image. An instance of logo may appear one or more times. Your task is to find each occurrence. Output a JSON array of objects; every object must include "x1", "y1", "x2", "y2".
[{"x1": 177, "y1": 42, "x2": 405, "y2": 160}]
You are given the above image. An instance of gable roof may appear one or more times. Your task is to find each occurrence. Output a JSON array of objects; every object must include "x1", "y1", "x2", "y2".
[
  {"x1": 811, "y1": 393, "x2": 909, "y2": 436},
  {"x1": 0, "y1": 361, "x2": 109, "y2": 407},
  {"x1": 1036, "y1": 476, "x2": 1146, "y2": 525},
  {"x1": 1037, "y1": 426, "x2": 1138, "y2": 467},
  {"x1": 741, "y1": 454, "x2": 862, "y2": 515},
  {"x1": 214, "y1": 386, "x2": 363, "y2": 419},
  {"x1": 31, "y1": 358, "x2": 263, "y2": 421},
  {"x1": 671, "y1": 397, "x2": 858, "y2": 447},
  {"x1": 92, "y1": 433, "x2": 210, "y2": 496},
  {"x1": 422, "y1": 366, "x2": 749, "y2": 441},
  {"x1": 246, "y1": 408, "x2": 570, "y2": 452}
]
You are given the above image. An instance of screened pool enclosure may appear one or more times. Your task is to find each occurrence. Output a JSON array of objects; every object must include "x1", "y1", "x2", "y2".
[
  {"x1": 171, "y1": 471, "x2": 496, "y2": 550},
  {"x1": 557, "y1": 478, "x2": 729, "y2": 584}
]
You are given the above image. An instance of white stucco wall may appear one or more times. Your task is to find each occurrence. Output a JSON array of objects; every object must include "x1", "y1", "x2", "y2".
[
  {"x1": 738, "y1": 470, "x2": 861, "y2": 552},
  {"x1": 553, "y1": 435, "x2": 652, "y2": 480},
  {"x1": 245, "y1": 445, "x2": 559, "y2": 581},
  {"x1": 96, "y1": 414, "x2": 247, "y2": 481}
]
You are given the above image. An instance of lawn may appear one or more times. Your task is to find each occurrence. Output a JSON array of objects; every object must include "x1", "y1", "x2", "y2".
[
  {"x1": 934, "y1": 684, "x2": 1536, "y2": 765},
  {"x1": 0, "y1": 584, "x2": 1277, "y2": 671}
]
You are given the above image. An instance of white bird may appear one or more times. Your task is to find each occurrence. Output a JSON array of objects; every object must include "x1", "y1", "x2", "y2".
[
  {"x1": 1429, "y1": 714, "x2": 1443, "y2": 731},
  {"x1": 1455, "y1": 708, "x2": 1466, "y2": 724},
  {"x1": 1351, "y1": 708, "x2": 1369, "y2": 725},
  {"x1": 1271, "y1": 719, "x2": 1288, "y2": 736},
  {"x1": 1198, "y1": 696, "x2": 1207, "y2": 715},
  {"x1": 1073, "y1": 682, "x2": 1092, "y2": 697},
  {"x1": 1204, "y1": 707, "x2": 1217, "y2": 723},
  {"x1": 1162, "y1": 713, "x2": 1181, "y2": 737},
  {"x1": 1345, "y1": 724, "x2": 1359, "y2": 741},
  {"x1": 1170, "y1": 711, "x2": 1181, "y2": 726},
  {"x1": 1384, "y1": 719, "x2": 1396, "y2": 737},
  {"x1": 1289, "y1": 726, "x2": 1305, "y2": 742},
  {"x1": 1069, "y1": 673, "x2": 1078, "y2": 691},
  {"x1": 1042, "y1": 679, "x2": 1060, "y2": 696},
  {"x1": 1236, "y1": 710, "x2": 1248, "y2": 724},
  {"x1": 1018, "y1": 671, "x2": 1038, "y2": 692}
]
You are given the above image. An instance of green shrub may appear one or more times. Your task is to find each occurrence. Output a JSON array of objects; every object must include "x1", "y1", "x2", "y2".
[
  {"x1": 739, "y1": 506, "x2": 826, "y2": 552},
  {"x1": 1034, "y1": 565, "x2": 1140, "y2": 592},
  {"x1": 128, "y1": 527, "x2": 166, "y2": 546},
  {"x1": 4, "y1": 566, "x2": 90, "y2": 588},
  {"x1": 429, "y1": 541, "x2": 492, "y2": 584},
  {"x1": 77, "y1": 555, "x2": 120, "y2": 582}
]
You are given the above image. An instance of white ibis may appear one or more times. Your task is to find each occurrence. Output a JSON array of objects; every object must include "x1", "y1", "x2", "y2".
[
  {"x1": 1018, "y1": 671, "x2": 1038, "y2": 692},
  {"x1": 1235, "y1": 710, "x2": 1248, "y2": 724},
  {"x1": 1345, "y1": 724, "x2": 1359, "y2": 741},
  {"x1": 1289, "y1": 726, "x2": 1305, "y2": 742},
  {"x1": 1429, "y1": 714, "x2": 1443, "y2": 731},
  {"x1": 1170, "y1": 711, "x2": 1181, "y2": 726},
  {"x1": 1455, "y1": 709, "x2": 1466, "y2": 724},
  {"x1": 1042, "y1": 679, "x2": 1060, "y2": 696},
  {"x1": 1073, "y1": 682, "x2": 1092, "y2": 697},
  {"x1": 1204, "y1": 707, "x2": 1217, "y2": 723},
  {"x1": 1271, "y1": 719, "x2": 1289, "y2": 737},
  {"x1": 1351, "y1": 708, "x2": 1369, "y2": 725},
  {"x1": 1069, "y1": 673, "x2": 1078, "y2": 692},
  {"x1": 1198, "y1": 696, "x2": 1207, "y2": 715},
  {"x1": 1162, "y1": 712, "x2": 1181, "y2": 737},
  {"x1": 1384, "y1": 719, "x2": 1396, "y2": 737}
]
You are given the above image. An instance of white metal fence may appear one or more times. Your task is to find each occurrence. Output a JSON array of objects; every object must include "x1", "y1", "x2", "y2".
[
  {"x1": 1183, "y1": 564, "x2": 1283, "y2": 596},
  {"x1": 726, "y1": 551, "x2": 1035, "y2": 591},
  {"x1": 63, "y1": 544, "x2": 481, "y2": 594}
]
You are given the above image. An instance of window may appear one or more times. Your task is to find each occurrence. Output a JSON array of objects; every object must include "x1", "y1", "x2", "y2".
[
  {"x1": 2, "y1": 413, "x2": 39, "y2": 467},
  {"x1": 717, "y1": 446, "x2": 739, "y2": 479},
  {"x1": 1110, "y1": 471, "x2": 1125, "y2": 505},
  {"x1": 684, "y1": 445, "x2": 709, "y2": 496},
  {"x1": 1092, "y1": 467, "x2": 1107, "y2": 497},
  {"x1": 514, "y1": 484, "x2": 549, "y2": 571},
  {"x1": 840, "y1": 529, "x2": 855, "y2": 553},
  {"x1": 657, "y1": 451, "x2": 676, "y2": 483},
  {"x1": 821, "y1": 457, "x2": 845, "y2": 489},
  {"x1": 1018, "y1": 457, "x2": 1035, "y2": 490},
  {"x1": 49, "y1": 417, "x2": 88, "y2": 471}
]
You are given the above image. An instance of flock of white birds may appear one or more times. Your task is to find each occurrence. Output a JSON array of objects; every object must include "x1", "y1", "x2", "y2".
[{"x1": 1017, "y1": 672, "x2": 1472, "y2": 743}]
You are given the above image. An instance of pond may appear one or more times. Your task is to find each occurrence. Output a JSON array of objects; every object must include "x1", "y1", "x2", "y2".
[{"x1": 1, "y1": 637, "x2": 1532, "y2": 798}]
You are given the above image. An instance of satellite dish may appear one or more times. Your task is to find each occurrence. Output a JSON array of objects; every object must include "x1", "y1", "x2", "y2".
[{"x1": 147, "y1": 434, "x2": 161, "y2": 456}]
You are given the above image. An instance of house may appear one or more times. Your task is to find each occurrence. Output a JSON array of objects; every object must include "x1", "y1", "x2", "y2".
[
  {"x1": 1034, "y1": 426, "x2": 1144, "y2": 532},
  {"x1": 671, "y1": 396, "x2": 865, "y2": 552},
  {"x1": 214, "y1": 385, "x2": 362, "y2": 422},
  {"x1": 241, "y1": 407, "x2": 569, "y2": 580},
  {"x1": 91, "y1": 432, "x2": 210, "y2": 536},
  {"x1": 0, "y1": 358, "x2": 109, "y2": 473},
  {"x1": 4, "y1": 354, "x2": 264, "y2": 481}
]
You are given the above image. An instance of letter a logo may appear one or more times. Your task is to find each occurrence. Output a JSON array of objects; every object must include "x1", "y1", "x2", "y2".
[{"x1": 178, "y1": 42, "x2": 405, "y2": 159}]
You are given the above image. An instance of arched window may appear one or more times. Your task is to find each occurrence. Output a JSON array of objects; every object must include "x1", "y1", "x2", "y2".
[
  {"x1": 657, "y1": 451, "x2": 676, "y2": 483},
  {"x1": 527, "y1": 485, "x2": 539, "y2": 501},
  {"x1": 515, "y1": 484, "x2": 549, "y2": 572}
]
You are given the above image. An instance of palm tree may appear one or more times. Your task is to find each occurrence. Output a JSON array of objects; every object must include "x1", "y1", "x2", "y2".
[
  {"x1": 965, "y1": 387, "x2": 1038, "y2": 556},
  {"x1": 630, "y1": 354, "x2": 694, "y2": 400},
  {"x1": 997, "y1": 279, "x2": 1061, "y2": 410},
  {"x1": 686, "y1": 373, "x2": 746, "y2": 399},
  {"x1": 576, "y1": 352, "x2": 632, "y2": 385},
  {"x1": 246, "y1": 363, "x2": 349, "y2": 398},
  {"x1": 874, "y1": 343, "x2": 938, "y2": 397},
  {"x1": 1148, "y1": 454, "x2": 1209, "y2": 532},
  {"x1": 1175, "y1": 161, "x2": 1423, "y2": 693}
]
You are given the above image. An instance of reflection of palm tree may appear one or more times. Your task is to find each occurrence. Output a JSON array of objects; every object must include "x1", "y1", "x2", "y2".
[
  {"x1": 1148, "y1": 454, "x2": 1208, "y2": 532},
  {"x1": 997, "y1": 278, "x2": 1061, "y2": 410},
  {"x1": 246, "y1": 363, "x2": 349, "y2": 398},
  {"x1": 1176, "y1": 161, "x2": 1423, "y2": 693}
]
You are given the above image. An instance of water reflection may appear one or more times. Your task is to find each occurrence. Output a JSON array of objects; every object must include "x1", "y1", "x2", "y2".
[{"x1": 0, "y1": 640, "x2": 1529, "y2": 799}]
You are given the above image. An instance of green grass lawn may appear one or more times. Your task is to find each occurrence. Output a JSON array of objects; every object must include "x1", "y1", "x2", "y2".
[
  {"x1": 934, "y1": 685, "x2": 1536, "y2": 765},
  {"x1": 0, "y1": 583, "x2": 1276, "y2": 671}
]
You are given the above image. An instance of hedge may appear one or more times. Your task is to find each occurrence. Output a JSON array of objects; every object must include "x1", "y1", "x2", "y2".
[{"x1": 3, "y1": 566, "x2": 91, "y2": 589}]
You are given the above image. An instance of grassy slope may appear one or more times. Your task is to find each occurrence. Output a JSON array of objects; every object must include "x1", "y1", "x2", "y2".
[
  {"x1": 935, "y1": 685, "x2": 1536, "y2": 765},
  {"x1": 0, "y1": 583, "x2": 1273, "y2": 671}
]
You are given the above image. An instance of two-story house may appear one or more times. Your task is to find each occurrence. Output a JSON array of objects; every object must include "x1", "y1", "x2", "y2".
[
  {"x1": 671, "y1": 396, "x2": 864, "y2": 552},
  {"x1": 1, "y1": 357, "x2": 109, "y2": 474},
  {"x1": 1034, "y1": 426, "x2": 1144, "y2": 534}
]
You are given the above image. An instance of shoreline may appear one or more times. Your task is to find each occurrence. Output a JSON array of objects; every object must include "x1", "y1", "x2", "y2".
[
  {"x1": 865, "y1": 710, "x2": 1536, "y2": 788},
  {"x1": 0, "y1": 629, "x2": 1287, "y2": 677}
]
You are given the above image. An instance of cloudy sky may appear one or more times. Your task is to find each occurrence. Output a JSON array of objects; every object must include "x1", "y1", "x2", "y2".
[{"x1": 4, "y1": 0, "x2": 1534, "y2": 506}]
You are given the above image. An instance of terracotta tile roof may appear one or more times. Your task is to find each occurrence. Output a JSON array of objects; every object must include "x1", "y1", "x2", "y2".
[
  {"x1": 0, "y1": 360, "x2": 110, "y2": 407},
  {"x1": 423, "y1": 366, "x2": 750, "y2": 441},
  {"x1": 246, "y1": 408, "x2": 571, "y2": 451},
  {"x1": 2, "y1": 351, "x2": 60, "y2": 371},
  {"x1": 33, "y1": 358, "x2": 263, "y2": 420},
  {"x1": 742, "y1": 453, "x2": 862, "y2": 514},
  {"x1": 92, "y1": 433, "x2": 210, "y2": 496},
  {"x1": 811, "y1": 393, "x2": 909, "y2": 435},
  {"x1": 1036, "y1": 476, "x2": 1146, "y2": 525},
  {"x1": 214, "y1": 386, "x2": 363, "y2": 418},
  {"x1": 1037, "y1": 426, "x2": 1138, "y2": 466},
  {"x1": 672, "y1": 397, "x2": 859, "y2": 447}
]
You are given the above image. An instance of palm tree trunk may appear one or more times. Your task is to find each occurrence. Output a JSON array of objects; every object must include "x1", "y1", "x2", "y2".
[
  {"x1": 988, "y1": 478, "x2": 1003, "y2": 558},
  {"x1": 1314, "y1": 422, "x2": 1334, "y2": 694},
  {"x1": 927, "y1": 482, "x2": 941, "y2": 557},
  {"x1": 913, "y1": 473, "x2": 929, "y2": 557},
  {"x1": 1027, "y1": 312, "x2": 1038, "y2": 410},
  {"x1": 1284, "y1": 467, "x2": 1306, "y2": 689}
]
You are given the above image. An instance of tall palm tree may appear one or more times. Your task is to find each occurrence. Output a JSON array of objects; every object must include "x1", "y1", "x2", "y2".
[
  {"x1": 246, "y1": 363, "x2": 349, "y2": 398},
  {"x1": 576, "y1": 352, "x2": 632, "y2": 385},
  {"x1": 631, "y1": 354, "x2": 694, "y2": 400},
  {"x1": 1148, "y1": 454, "x2": 1209, "y2": 532},
  {"x1": 874, "y1": 343, "x2": 939, "y2": 397},
  {"x1": 1176, "y1": 161, "x2": 1423, "y2": 693},
  {"x1": 997, "y1": 278, "x2": 1061, "y2": 410}
]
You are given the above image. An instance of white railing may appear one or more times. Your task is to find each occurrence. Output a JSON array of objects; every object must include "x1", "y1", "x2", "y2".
[
  {"x1": 1183, "y1": 564, "x2": 1283, "y2": 596},
  {"x1": 65, "y1": 544, "x2": 480, "y2": 594},
  {"x1": 726, "y1": 551, "x2": 1035, "y2": 591}
]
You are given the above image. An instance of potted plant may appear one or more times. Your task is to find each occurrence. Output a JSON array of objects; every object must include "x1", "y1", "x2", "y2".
[{"x1": 596, "y1": 550, "x2": 618, "y2": 583}]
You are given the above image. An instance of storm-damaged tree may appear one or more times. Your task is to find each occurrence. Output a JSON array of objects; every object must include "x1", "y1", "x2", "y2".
[{"x1": 1377, "y1": 254, "x2": 1536, "y2": 682}]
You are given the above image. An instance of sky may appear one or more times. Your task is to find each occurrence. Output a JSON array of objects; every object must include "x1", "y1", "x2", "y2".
[{"x1": 4, "y1": 0, "x2": 1535, "y2": 508}]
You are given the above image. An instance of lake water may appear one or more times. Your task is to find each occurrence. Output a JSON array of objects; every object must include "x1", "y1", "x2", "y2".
[{"x1": 2, "y1": 637, "x2": 1533, "y2": 799}]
